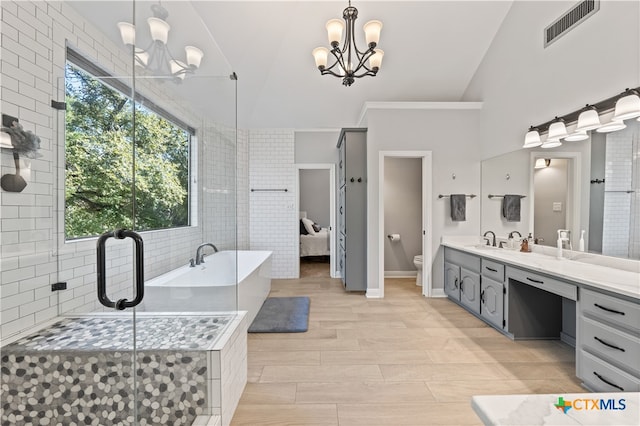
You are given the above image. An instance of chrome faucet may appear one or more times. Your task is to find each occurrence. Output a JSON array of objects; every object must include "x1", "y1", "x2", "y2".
[
  {"x1": 508, "y1": 231, "x2": 522, "y2": 239},
  {"x1": 483, "y1": 231, "x2": 496, "y2": 247},
  {"x1": 192, "y1": 243, "x2": 218, "y2": 266}
]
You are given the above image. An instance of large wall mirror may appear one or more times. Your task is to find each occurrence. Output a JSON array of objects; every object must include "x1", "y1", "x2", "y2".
[{"x1": 481, "y1": 120, "x2": 639, "y2": 261}]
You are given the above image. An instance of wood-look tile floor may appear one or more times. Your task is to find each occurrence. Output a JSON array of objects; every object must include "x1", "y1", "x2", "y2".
[{"x1": 231, "y1": 277, "x2": 584, "y2": 425}]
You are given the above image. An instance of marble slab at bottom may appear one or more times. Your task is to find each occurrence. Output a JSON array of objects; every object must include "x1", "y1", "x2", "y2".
[{"x1": 471, "y1": 392, "x2": 639, "y2": 425}]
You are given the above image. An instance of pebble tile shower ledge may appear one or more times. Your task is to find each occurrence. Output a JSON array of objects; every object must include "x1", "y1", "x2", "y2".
[{"x1": 1, "y1": 315, "x2": 233, "y2": 425}]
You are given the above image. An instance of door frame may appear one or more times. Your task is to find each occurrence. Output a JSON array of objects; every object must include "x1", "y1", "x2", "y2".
[
  {"x1": 378, "y1": 151, "x2": 433, "y2": 297},
  {"x1": 529, "y1": 151, "x2": 582, "y2": 248},
  {"x1": 295, "y1": 163, "x2": 336, "y2": 278}
]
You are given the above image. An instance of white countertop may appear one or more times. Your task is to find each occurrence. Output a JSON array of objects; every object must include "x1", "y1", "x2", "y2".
[
  {"x1": 472, "y1": 392, "x2": 640, "y2": 425},
  {"x1": 441, "y1": 237, "x2": 640, "y2": 301}
]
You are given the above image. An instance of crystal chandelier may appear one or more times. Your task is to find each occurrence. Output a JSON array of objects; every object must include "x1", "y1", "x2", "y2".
[
  {"x1": 117, "y1": 3, "x2": 203, "y2": 82},
  {"x1": 312, "y1": 0, "x2": 384, "y2": 87}
]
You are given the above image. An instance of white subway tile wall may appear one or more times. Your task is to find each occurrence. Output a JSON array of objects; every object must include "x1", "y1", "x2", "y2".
[
  {"x1": 249, "y1": 129, "x2": 297, "y2": 278},
  {"x1": 602, "y1": 125, "x2": 636, "y2": 258},
  {"x1": 1, "y1": 1, "x2": 245, "y2": 339}
]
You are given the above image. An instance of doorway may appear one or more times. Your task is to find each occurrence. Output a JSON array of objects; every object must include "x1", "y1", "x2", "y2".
[
  {"x1": 295, "y1": 164, "x2": 336, "y2": 278},
  {"x1": 529, "y1": 152, "x2": 581, "y2": 250},
  {"x1": 379, "y1": 151, "x2": 433, "y2": 297}
]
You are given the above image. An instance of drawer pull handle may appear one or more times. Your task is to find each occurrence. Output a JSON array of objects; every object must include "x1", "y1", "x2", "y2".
[
  {"x1": 594, "y1": 303, "x2": 625, "y2": 316},
  {"x1": 526, "y1": 277, "x2": 544, "y2": 284},
  {"x1": 486, "y1": 267, "x2": 497, "y2": 273},
  {"x1": 594, "y1": 336, "x2": 625, "y2": 352},
  {"x1": 593, "y1": 371, "x2": 624, "y2": 391},
  {"x1": 454, "y1": 278, "x2": 459, "y2": 289}
]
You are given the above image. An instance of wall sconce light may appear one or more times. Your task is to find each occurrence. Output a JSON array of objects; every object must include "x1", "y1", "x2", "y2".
[
  {"x1": 564, "y1": 129, "x2": 589, "y2": 141},
  {"x1": 534, "y1": 158, "x2": 551, "y2": 169},
  {"x1": 522, "y1": 126, "x2": 542, "y2": 148},
  {"x1": 575, "y1": 105, "x2": 601, "y2": 131},
  {"x1": 596, "y1": 119, "x2": 626, "y2": 133},
  {"x1": 612, "y1": 89, "x2": 640, "y2": 121},
  {"x1": 523, "y1": 86, "x2": 639, "y2": 148}
]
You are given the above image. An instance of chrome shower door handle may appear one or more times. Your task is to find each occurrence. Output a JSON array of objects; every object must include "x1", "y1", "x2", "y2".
[{"x1": 97, "y1": 229, "x2": 145, "y2": 310}]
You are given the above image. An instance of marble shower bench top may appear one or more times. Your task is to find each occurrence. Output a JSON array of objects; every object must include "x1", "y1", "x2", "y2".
[{"x1": 471, "y1": 392, "x2": 640, "y2": 425}]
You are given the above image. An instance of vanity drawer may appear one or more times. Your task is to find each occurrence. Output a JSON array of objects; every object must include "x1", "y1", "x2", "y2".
[
  {"x1": 481, "y1": 259, "x2": 504, "y2": 282},
  {"x1": 581, "y1": 288, "x2": 640, "y2": 333},
  {"x1": 579, "y1": 350, "x2": 640, "y2": 393},
  {"x1": 444, "y1": 248, "x2": 480, "y2": 273},
  {"x1": 506, "y1": 266, "x2": 577, "y2": 301},
  {"x1": 580, "y1": 316, "x2": 640, "y2": 376}
]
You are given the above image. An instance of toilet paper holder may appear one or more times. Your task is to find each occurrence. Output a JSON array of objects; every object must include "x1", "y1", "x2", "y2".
[{"x1": 387, "y1": 234, "x2": 401, "y2": 242}]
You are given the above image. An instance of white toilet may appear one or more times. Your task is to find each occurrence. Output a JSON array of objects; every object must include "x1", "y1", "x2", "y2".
[{"x1": 413, "y1": 255, "x2": 423, "y2": 286}]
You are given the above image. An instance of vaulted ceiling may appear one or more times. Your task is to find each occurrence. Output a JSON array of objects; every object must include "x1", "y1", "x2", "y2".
[{"x1": 70, "y1": 1, "x2": 514, "y2": 129}]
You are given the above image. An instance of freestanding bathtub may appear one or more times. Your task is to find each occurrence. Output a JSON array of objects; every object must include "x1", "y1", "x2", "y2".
[{"x1": 142, "y1": 250, "x2": 272, "y2": 325}]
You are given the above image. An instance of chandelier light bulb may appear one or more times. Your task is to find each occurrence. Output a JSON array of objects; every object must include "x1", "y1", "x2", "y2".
[
  {"x1": 170, "y1": 60, "x2": 187, "y2": 80},
  {"x1": 185, "y1": 46, "x2": 204, "y2": 69},
  {"x1": 148, "y1": 17, "x2": 170, "y2": 44},
  {"x1": 312, "y1": 47, "x2": 330, "y2": 69},
  {"x1": 135, "y1": 49, "x2": 149, "y2": 67},
  {"x1": 118, "y1": 22, "x2": 136, "y2": 46},
  {"x1": 612, "y1": 89, "x2": 640, "y2": 121},
  {"x1": 326, "y1": 19, "x2": 345, "y2": 46},
  {"x1": 369, "y1": 49, "x2": 384, "y2": 69},
  {"x1": 363, "y1": 20, "x2": 382, "y2": 47}
]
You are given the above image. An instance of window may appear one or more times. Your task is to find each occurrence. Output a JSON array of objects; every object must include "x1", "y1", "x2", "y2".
[{"x1": 64, "y1": 54, "x2": 191, "y2": 240}]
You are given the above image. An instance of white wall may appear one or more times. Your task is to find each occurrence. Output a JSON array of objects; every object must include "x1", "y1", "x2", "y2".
[
  {"x1": 365, "y1": 105, "x2": 482, "y2": 292},
  {"x1": 248, "y1": 129, "x2": 297, "y2": 278},
  {"x1": 299, "y1": 169, "x2": 330, "y2": 227},
  {"x1": 384, "y1": 157, "x2": 421, "y2": 273},
  {"x1": 464, "y1": 0, "x2": 640, "y2": 160},
  {"x1": 0, "y1": 1, "x2": 243, "y2": 338},
  {"x1": 294, "y1": 130, "x2": 339, "y2": 164}
]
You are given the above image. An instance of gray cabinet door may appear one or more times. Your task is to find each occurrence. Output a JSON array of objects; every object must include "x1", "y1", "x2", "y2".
[
  {"x1": 460, "y1": 268, "x2": 480, "y2": 314},
  {"x1": 444, "y1": 261, "x2": 460, "y2": 301},
  {"x1": 481, "y1": 276, "x2": 504, "y2": 329}
]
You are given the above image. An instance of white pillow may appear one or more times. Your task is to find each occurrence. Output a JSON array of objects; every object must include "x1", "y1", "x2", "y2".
[{"x1": 301, "y1": 217, "x2": 316, "y2": 235}]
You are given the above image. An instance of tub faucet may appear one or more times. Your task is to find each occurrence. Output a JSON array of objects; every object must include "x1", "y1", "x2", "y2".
[
  {"x1": 483, "y1": 231, "x2": 496, "y2": 247},
  {"x1": 193, "y1": 243, "x2": 218, "y2": 266}
]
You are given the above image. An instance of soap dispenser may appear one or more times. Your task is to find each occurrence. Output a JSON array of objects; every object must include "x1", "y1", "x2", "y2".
[
  {"x1": 556, "y1": 230, "x2": 563, "y2": 259},
  {"x1": 579, "y1": 230, "x2": 585, "y2": 252}
]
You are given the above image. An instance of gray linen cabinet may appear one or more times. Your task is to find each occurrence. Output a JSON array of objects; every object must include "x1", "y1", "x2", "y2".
[{"x1": 337, "y1": 128, "x2": 367, "y2": 291}]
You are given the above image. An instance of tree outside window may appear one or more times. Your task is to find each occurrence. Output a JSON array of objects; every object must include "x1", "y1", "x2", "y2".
[{"x1": 65, "y1": 63, "x2": 190, "y2": 239}]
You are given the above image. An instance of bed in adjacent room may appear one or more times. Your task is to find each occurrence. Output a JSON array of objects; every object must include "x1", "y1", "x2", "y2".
[{"x1": 299, "y1": 212, "x2": 330, "y2": 257}]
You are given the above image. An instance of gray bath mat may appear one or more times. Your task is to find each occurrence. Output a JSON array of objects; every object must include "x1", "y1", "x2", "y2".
[{"x1": 248, "y1": 297, "x2": 310, "y2": 333}]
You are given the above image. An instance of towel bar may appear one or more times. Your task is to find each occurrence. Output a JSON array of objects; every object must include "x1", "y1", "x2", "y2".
[
  {"x1": 438, "y1": 194, "x2": 476, "y2": 199},
  {"x1": 488, "y1": 194, "x2": 526, "y2": 199},
  {"x1": 251, "y1": 188, "x2": 288, "y2": 192}
]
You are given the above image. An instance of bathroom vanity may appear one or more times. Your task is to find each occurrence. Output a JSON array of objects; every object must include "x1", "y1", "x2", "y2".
[{"x1": 442, "y1": 237, "x2": 640, "y2": 393}]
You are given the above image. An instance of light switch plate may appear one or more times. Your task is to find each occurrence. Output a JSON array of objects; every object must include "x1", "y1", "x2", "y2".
[{"x1": 553, "y1": 202, "x2": 562, "y2": 212}]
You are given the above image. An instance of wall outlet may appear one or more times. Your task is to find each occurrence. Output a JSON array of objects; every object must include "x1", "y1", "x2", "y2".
[{"x1": 553, "y1": 202, "x2": 562, "y2": 212}]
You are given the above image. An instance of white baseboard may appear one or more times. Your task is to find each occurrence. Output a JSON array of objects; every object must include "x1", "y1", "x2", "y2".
[
  {"x1": 384, "y1": 270, "x2": 418, "y2": 278},
  {"x1": 429, "y1": 288, "x2": 447, "y2": 298},
  {"x1": 366, "y1": 288, "x2": 383, "y2": 298}
]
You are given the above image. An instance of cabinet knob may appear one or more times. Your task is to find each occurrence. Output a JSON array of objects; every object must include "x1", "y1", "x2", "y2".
[
  {"x1": 357, "y1": 177, "x2": 362, "y2": 182},
  {"x1": 350, "y1": 177, "x2": 355, "y2": 182}
]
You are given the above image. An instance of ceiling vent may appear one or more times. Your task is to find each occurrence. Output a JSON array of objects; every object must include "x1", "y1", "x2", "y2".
[{"x1": 544, "y1": 0, "x2": 600, "y2": 48}]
